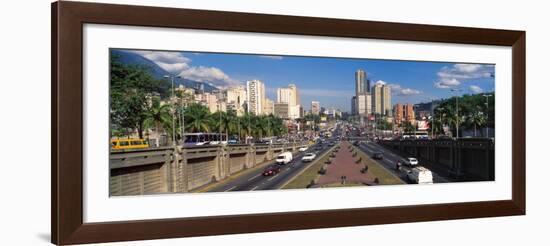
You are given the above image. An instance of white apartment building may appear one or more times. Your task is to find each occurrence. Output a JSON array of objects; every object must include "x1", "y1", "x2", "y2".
[
  {"x1": 226, "y1": 86, "x2": 247, "y2": 116},
  {"x1": 246, "y1": 79, "x2": 266, "y2": 115}
]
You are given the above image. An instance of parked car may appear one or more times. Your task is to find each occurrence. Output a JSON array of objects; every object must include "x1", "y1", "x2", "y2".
[
  {"x1": 301, "y1": 153, "x2": 317, "y2": 162},
  {"x1": 352, "y1": 141, "x2": 360, "y2": 146},
  {"x1": 262, "y1": 165, "x2": 282, "y2": 176},
  {"x1": 406, "y1": 157, "x2": 419, "y2": 166},
  {"x1": 298, "y1": 146, "x2": 308, "y2": 152},
  {"x1": 372, "y1": 152, "x2": 384, "y2": 160},
  {"x1": 328, "y1": 142, "x2": 335, "y2": 146},
  {"x1": 406, "y1": 166, "x2": 433, "y2": 184},
  {"x1": 276, "y1": 152, "x2": 293, "y2": 165}
]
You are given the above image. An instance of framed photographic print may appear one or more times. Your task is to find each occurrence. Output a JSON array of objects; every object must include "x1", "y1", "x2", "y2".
[{"x1": 52, "y1": 1, "x2": 525, "y2": 245}]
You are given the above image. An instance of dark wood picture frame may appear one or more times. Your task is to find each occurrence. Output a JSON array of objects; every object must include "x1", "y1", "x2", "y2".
[{"x1": 52, "y1": 1, "x2": 525, "y2": 245}]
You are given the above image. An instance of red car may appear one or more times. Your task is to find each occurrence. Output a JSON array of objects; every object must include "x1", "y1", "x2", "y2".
[{"x1": 262, "y1": 165, "x2": 282, "y2": 176}]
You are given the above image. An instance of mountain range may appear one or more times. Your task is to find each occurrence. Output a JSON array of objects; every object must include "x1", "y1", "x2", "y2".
[{"x1": 111, "y1": 49, "x2": 218, "y2": 93}]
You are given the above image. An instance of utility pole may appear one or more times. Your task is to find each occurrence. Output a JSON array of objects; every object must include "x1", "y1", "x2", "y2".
[{"x1": 164, "y1": 75, "x2": 181, "y2": 146}]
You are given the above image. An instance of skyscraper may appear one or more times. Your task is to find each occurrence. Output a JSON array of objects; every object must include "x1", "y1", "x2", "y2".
[
  {"x1": 354, "y1": 69, "x2": 372, "y2": 117},
  {"x1": 355, "y1": 69, "x2": 368, "y2": 95},
  {"x1": 246, "y1": 80, "x2": 265, "y2": 115},
  {"x1": 372, "y1": 83, "x2": 392, "y2": 116}
]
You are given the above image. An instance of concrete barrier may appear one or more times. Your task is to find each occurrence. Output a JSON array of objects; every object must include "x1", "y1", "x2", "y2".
[
  {"x1": 379, "y1": 138, "x2": 494, "y2": 181},
  {"x1": 109, "y1": 141, "x2": 309, "y2": 196}
]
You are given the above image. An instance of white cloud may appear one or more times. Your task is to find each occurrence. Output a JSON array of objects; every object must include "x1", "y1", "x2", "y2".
[
  {"x1": 375, "y1": 80, "x2": 422, "y2": 96},
  {"x1": 469, "y1": 85, "x2": 484, "y2": 94},
  {"x1": 434, "y1": 78, "x2": 461, "y2": 89},
  {"x1": 178, "y1": 66, "x2": 241, "y2": 89},
  {"x1": 434, "y1": 63, "x2": 494, "y2": 89},
  {"x1": 258, "y1": 55, "x2": 284, "y2": 60},
  {"x1": 130, "y1": 50, "x2": 242, "y2": 88}
]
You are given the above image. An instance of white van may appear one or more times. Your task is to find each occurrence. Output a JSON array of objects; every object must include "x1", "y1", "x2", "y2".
[
  {"x1": 276, "y1": 152, "x2": 293, "y2": 165},
  {"x1": 407, "y1": 166, "x2": 433, "y2": 184}
]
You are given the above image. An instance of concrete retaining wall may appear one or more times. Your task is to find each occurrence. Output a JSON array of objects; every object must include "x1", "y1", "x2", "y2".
[{"x1": 109, "y1": 142, "x2": 309, "y2": 196}]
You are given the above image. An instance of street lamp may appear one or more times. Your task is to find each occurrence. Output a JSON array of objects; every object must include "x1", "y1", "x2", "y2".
[
  {"x1": 483, "y1": 94, "x2": 493, "y2": 138},
  {"x1": 450, "y1": 88, "x2": 463, "y2": 138},
  {"x1": 214, "y1": 89, "x2": 223, "y2": 143},
  {"x1": 164, "y1": 75, "x2": 181, "y2": 146},
  {"x1": 435, "y1": 107, "x2": 444, "y2": 138}
]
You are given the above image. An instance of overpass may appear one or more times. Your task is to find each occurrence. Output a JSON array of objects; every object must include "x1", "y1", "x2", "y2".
[{"x1": 109, "y1": 142, "x2": 309, "y2": 196}]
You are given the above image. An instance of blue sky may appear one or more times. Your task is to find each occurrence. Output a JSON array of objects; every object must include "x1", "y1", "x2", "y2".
[{"x1": 125, "y1": 49, "x2": 495, "y2": 112}]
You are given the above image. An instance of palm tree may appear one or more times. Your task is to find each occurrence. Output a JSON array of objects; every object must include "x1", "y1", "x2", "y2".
[
  {"x1": 254, "y1": 116, "x2": 268, "y2": 139},
  {"x1": 468, "y1": 110, "x2": 486, "y2": 137},
  {"x1": 144, "y1": 97, "x2": 172, "y2": 144},
  {"x1": 403, "y1": 121, "x2": 415, "y2": 133},
  {"x1": 184, "y1": 103, "x2": 213, "y2": 133},
  {"x1": 240, "y1": 112, "x2": 253, "y2": 143},
  {"x1": 215, "y1": 111, "x2": 236, "y2": 142}
]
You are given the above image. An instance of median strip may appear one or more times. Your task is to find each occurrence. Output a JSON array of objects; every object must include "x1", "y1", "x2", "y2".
[{"x1": 281, "y1": 145, "x2": 337, "y2": 189}]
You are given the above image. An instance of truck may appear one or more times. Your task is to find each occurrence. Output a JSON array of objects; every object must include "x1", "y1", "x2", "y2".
[
  {"x1": 406, "y1": 166, "x2": 433, "y2": 184},
  {"x1": 275, "y1": 152, "x2": 293, "y2": 165}
]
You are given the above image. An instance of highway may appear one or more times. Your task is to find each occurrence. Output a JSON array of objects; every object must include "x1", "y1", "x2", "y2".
[
  {"x1": 356, "y1": 140, "x2": 449, "y2": 183},
  {"x1": 208, "y1": 142, "x2": 334, "y2": 192}
]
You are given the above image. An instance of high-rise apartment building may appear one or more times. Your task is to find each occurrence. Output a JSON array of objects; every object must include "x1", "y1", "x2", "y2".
[
  {"x1": 246, "y1": 80, "x2": 266, "y2": 115},
  {"x1": 311, "y1": 101, "x2": 320, "y2": 115},
  {"x1": 393, "y1": 103, "x2": 415, "y2": 125},
  {"x1": 357, "y1": 94, "x2": 372, "y2": 117},
  {"x1": 372, "y1": 83, "x2": 392, "y2": 116},
  {"x1": 277, "y1": 84, "x2": 301, "y2": 119},
  {"x1": 264, "y1": 98, "x2": 274, "y2": 115},
  {"x1": 351, "y1": 96, "x2": 357, "y2": 115},
  {"x1": 226, "y1": 86, "x2": 247, "y2": 116}
]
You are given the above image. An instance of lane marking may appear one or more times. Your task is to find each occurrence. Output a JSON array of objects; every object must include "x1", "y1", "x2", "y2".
[
  {"x1": 267, "y1": 175, "x2": 277, "y2": 181},
  {"x1": 224, "y1": 186, "x2": 237, "y2": 192},
  {"x1": 247, "y1": 173, "x2": 261, "y2": 181},
  {"x1": 251, "y1": 186, "x2": 259, "y2": 191}
]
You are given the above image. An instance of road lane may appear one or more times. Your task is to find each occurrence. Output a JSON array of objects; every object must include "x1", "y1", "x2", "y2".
[
  {"x1": 357, "y1": 141, "x2": 449, "y2": 183},
  {"x1": 208, "y1": 142, "x2": 333, "y2": 192}
]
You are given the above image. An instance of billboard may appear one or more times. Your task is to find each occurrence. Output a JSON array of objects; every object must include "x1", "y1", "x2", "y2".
[{"x1": 417, "y1": 120, "x2": 429, "y2": 131}]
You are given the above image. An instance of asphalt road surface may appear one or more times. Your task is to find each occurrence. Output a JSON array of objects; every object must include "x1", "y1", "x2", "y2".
[
  {"x1": 208, "y1": 142, "x2": 335, "y2": 192},
  {"x1": 357, "y1": 141, "x2": 449, "y2": 183}
]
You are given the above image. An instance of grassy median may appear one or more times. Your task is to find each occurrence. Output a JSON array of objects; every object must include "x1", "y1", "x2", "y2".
[
  {"x1": 281, "y1": 146, "x2": 337, "y2": 189},
  {"x1": 351, "y1": 144, "x2": 405, "y2": 185}
]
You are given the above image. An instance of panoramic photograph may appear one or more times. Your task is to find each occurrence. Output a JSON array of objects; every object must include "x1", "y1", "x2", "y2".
[{"x1": 109, "y1": 48, "x2": 495, "y2": 196}]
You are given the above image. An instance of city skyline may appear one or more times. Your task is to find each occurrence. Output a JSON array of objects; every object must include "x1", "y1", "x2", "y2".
[{"x1": 117, "y1": 49, "x2": 495, "y2": 112}]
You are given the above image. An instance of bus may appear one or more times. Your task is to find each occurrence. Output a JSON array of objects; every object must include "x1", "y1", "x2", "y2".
[
  {"x1": 402, "y1": 131, "x2": 429, "y2": 140},
  {"x1": 183, "y1": 133, "x2": 227, "y2": 146},
  {"x1": 111, "y1": 138, "x2": 149, "y2": 150}
]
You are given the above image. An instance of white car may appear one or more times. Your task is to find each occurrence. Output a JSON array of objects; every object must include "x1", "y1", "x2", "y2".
[
  {"x1": 298, "y1": 147, "x2": 308, "y2": 152},
  {"x1": 276, "y1": 152, "x2": 293, "y2": 164},
  {"x1": 407, "y1": 166, "x2": 433, "y2": 184},
  {"x1": 301, "y1": 153, "x2": 317, "y2": 162},
  {"x1": 406, "y1": 157, "x2": 419, "y2": 166}
]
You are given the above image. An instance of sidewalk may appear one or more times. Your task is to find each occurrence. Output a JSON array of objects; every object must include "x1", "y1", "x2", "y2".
[{"x1": 317, "y1": 142, "x2": 375, "y2": 186}]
